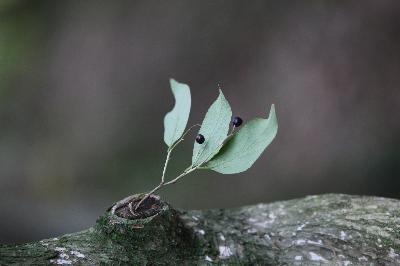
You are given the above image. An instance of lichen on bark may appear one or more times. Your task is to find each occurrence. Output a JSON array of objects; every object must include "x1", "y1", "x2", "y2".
[{"x1": 1, "y1": 194, "x2": 399, "y2": 265}]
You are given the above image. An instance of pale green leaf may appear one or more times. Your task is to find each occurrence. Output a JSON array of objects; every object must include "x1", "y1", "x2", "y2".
[
  {"x1": 192, "y1": 90, "x2": 232, "y2": 166},
  {"x1": 204, "y1": 104, "x2": 278, "y2": 174},
  {"x1": 163, "y1": 78, "x2": 191, "y2": 147}
]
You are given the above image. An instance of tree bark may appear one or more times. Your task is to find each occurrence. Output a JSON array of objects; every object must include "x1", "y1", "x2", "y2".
[{"x1": 1, "y1": 194, "x2": 399, "y2": 265}]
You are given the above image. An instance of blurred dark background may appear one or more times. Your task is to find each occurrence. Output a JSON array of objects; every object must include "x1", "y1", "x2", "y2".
[{"x1": 1, "y1": 0, "x2": 399, "y2": 244}]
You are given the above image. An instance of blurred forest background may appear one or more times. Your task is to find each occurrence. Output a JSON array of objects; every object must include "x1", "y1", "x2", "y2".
[{"x1": 1, "y1": 0, "x2": 399, "y2": 244}]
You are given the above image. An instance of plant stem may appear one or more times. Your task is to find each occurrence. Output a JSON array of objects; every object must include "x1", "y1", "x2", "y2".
[
  {"x1": 134, "y1": 150, "x2": 171, "y2": 212},
  {"x1": 161, "y1": 149, "x2": 172, "y2": 183},
  {"x1": 230, "y1": 125, "x2": 236, "y2": 135},
  {"x1": 134, "y1": 166, "x2": 197, "y2": 211},
  {"x1": 136, "y1": 124, "x2": 233, "y2": 211},
  {"x1": 135, "y1": 182, "x2": 164, "y2": 210},
  {"x1": 134, "y1": 124, "x2": 201, "y2": 212},
  {"x1": 181, "y1": 123, "x2": 201, "y2": 140},
  {"x1": 163, "y1": 166, "x2": 197, "y2": 186}
]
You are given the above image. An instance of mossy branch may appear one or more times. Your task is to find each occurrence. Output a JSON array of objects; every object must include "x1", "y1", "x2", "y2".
[{"x1": 1, "y1": 194, "x2": 400, "y2": 265}]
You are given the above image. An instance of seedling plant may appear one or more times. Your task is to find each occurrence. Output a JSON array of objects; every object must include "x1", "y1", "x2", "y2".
[{"x1": 135, "y1": 79, "x2": 278, "y2": 211}]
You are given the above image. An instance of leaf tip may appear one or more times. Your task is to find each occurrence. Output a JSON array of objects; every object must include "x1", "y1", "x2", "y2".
[
  {"x1": 269, "y1": 104, "x2": 276, "y2": 116},
  {"x1": 268, "y1": 103, "x2": 278, "y2": 131},
  {"x1": 217, "y1": 89, "x2": 227, "y2": 101},
  {"x1": 169, "y1": 78, "x2": 177, "y2": 86}
]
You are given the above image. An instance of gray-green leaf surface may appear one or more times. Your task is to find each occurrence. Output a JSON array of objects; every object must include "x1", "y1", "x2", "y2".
[
  {"x1": 204, "y1": 104, "x2": 278, "y2": 174},
  {"x1": 192, "y1": 90, "x2": 232, "y2": 166},
  {"x1": 163, "y1": 79, "x2": 191, "y2": 147}
]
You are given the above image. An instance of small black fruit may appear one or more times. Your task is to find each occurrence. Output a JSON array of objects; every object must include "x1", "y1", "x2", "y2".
[
  {"x1": 196, "y1": 134, "x2": 205, "y2": 144},
  {"x1": 232, "y1": 116, "x2": 243, "y2": 127}
]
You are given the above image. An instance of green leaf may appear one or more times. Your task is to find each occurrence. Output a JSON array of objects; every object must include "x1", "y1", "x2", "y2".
[
  {"x1": 204, "y1": 104, "x2": 278, "y2": 174},
  {"x1": 163, "y1": 78, "x2": 191, "y2": 147},
  {"x1": 192, "y1": 90, "x2": 232, "y2": 166}
]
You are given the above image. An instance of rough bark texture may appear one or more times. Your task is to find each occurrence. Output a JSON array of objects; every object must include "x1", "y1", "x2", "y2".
[{"x1": 1, "y1": 194, "x2": 400, "y2": 265}]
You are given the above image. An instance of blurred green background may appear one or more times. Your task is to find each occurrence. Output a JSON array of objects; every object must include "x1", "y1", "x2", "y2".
[{"x1": 1, "y1": 0, "x2": 400, "y2": 244}]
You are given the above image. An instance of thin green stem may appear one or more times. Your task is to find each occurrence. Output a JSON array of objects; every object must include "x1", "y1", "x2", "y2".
[
  {"x1": 134, "y1": 123, "x2": 201, "y2": 212},
  {"x1": 181, "y1": 123, "x2": 201, "y2": 139},
  {"x1": 134, "y1": 183, "x2": 164, "y2": 211},
  {"x1": 230, "y1": 125, "x2": 236, "y2": 135},
  {"x1": 163, "y1": 166, "x2": 198, "y2": 186},
  {"x1": 169, "y1": 123, "x2": 200, "y2": 151},
  {"x1": 135, "y1": 149, "x2": 172, "y2": 212},
  {"x1": 161, "y1": 150, "x2": 172, "y2": 183},
  {"x1": 134, "y1": 165, "x2": 197, "y2": 212}
]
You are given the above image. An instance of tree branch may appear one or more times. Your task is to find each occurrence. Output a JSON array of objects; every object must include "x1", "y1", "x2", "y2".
[{"x1": 1, "y1": 194, "x2": 400, "y2": 265}]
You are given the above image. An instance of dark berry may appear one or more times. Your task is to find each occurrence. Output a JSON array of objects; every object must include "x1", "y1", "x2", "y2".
[
  {"x1": 232, "y1": 116, "x2": 243, "y2": 127},
  {"x1": 196, "y1": 134, "x2": 205, "y2": 144}
]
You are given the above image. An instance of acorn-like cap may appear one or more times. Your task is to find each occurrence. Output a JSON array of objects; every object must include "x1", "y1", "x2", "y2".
[
  {"x1": 195, "y1": 134, "x2": 205, "y2": 144},
  {"x1": 232, "y1": 116, "x2": 243, "y2": 127}
]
